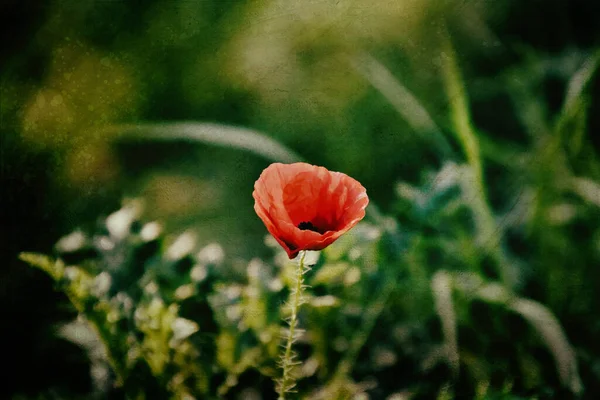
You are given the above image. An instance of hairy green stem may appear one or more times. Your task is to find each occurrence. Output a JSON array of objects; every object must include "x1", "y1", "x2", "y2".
[{"x1": 278, "y1": 251, "x2": 307, "y2": 399}]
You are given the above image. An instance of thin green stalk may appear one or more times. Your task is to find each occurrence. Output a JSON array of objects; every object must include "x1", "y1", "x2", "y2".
[
  {"x1": 440, "y1": 34, "x2": 490, "y2": 235},
  {"x1": 335, "y1": 276, "x2": 395, "y2": 379},
  {"x1": 440, "y1": 32, "x2": 515, "y2": 289},
  {"x1": 278, "y1": 251, "x2": 308, "y2": 399}
]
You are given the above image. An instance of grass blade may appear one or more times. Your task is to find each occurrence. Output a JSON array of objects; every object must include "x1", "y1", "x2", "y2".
[
  {"x1": 351, "y1": 53, "x2": 454, "y2": 159},
  {"x1": 107, "y1": 122, "x2": 303, "y2": 164},
  {"x1": 431, "y1": 270, "x2": 459, "y2": 377}
]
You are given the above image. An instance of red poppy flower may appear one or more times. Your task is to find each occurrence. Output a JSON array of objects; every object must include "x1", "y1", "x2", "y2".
[{"x1": 253, "y1": 162, "x2": 369, "y2": 259}]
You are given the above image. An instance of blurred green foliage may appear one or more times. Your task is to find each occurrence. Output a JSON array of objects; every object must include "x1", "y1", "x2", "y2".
[{"x1": 3, "y1": 0, "x2": 600, "y2": 398}]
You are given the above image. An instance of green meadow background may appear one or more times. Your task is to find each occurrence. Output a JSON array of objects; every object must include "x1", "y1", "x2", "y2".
[{"x1": 2, "y1": 0, "x2": 600, "y2": 398}]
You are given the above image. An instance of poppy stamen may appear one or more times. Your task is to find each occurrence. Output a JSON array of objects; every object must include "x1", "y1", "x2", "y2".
[{"x1": 297, "y1": 221, "x2": 324, "y2": 234}]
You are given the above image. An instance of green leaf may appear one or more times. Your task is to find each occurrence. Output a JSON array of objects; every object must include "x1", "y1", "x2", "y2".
[{"x1": 19, "y1": 252, "x2": 64, "y2": 281}]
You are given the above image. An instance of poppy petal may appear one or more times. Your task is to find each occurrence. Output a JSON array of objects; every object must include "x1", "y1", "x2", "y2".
[{"x1": 253, "y1": 162, "x2": 368, "y2": 259}]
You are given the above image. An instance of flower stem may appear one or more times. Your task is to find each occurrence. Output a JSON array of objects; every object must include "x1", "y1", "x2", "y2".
[{"x1": 278, "y1": 251, "x2": 308, "y2": 399}]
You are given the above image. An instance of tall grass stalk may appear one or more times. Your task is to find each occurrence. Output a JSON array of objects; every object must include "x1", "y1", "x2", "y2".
[{"x1": 440, "y1": 34, "x2": 515, "y2": 288}]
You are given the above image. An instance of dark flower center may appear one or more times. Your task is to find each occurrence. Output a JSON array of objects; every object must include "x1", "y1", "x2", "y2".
[{"x1": 297, "y1": 221, "x2": 325, "y2": 234}]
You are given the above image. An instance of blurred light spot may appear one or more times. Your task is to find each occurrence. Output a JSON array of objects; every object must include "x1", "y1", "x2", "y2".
[
  {"x1": 58, "y1": 316, "x2": 99, "y2": 350},
  {"x1": 97, "y1": 236, "x2": 114, "y2": 251},
  {"x1": 55, "y1": 230, "x2": 87, "y2": 252},
  {"x1": 259, "y1": 331, "x2": 272, "y2": 344},
  {"x1": 274, "y1": 251, "x2": 290, "y2": 267},
  {"x1": 92, "y1": 272, "x2": 111, "y2": 298},
  {"x1": 190, "y1": 264, "x2": 208, "y2": 282},
  {"x1": 90, "y1": 363, "x2": 109, "y2": 394},
  {"x1": 171, "y1": 318, "x2": 199, "y2": 343},
  {"x1": 477, "y1": 282, "x2": 509, "y2": 303},
  {"x1": 547, "y1": 203, "x2": 577, "y2": 225},
  {"x1": 175, "y1": 284, "x2": 195, "y2": 300},
  {"x1": 106, "y1": 309, "x2": 120, "y2": 324},
  {"x1": 348, "y1": 248, "x2": 362, "y2": 261},
  {"x1": 303, "y1": 250, "x2": 320, "y2": 265},
  {"x1": 141, "y1": 222, "x2": 162, "y2": 241},
  {"x1": 247, "y1": 258, "x2": 263, "y2": 280},
  {"x1": 396, "y1": 182, "x2": 425, "y2": 204},
  {"x1": 572, "y1": 177, "x2": 600, "y2": 207},
  {"x1": 268, "y1": 278, "x2": 283, "y2": 292},
  {"x1": 380, "y1": 218, "x2": 397, "y2": 235},
  {"x1": 226, "y1": 305, "x2": 242, "y2": 321},
  {"x1": 167, "y1": 231, "x2": 196, "y2": 260},
  {"x1": 344, "y1": 267, "x2": 361, "y2": 286},
  {"x1": 106, "y1": 205, "x2": 139, "y2": 240},
  {"x1": 225, "y1": 285, "x2": 242, "y2": 300},
  {"x1": 300, "y1": 357, "x2": 319, "y2": 377},
  {"x1": 358, "y1": 223, "x2": 383, "y2": 240},
  {"x1": 264, "y1": 234, "x2": 279, "y2": 248},
  {"x1": 197, "y1": 243, "x2": 225, "y2": 265},
  {"x1": 310, "y1": 295, "x2": 340, "y2": 308},
  {"x1": 171, "y1": 372, "x2": 185, "y2": 387},
  {"x1": 433, "y1": 162, "x2": 460, "y2": 191},
  {"x1": 64, "y1": 266, "x2": 79, "y2": 281},
  {"x1": 225, "y1": 375, "x2": 238, "y2": 388},
  {"x1": 237, "y1": 320, "x2": 248, "y2": 332},
  {"x1": 144, "y1": 281, "x2": 159, "y2": 295},
  {"x1": 372, "y1": 347, "x2": 397, "y2": 368}
]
